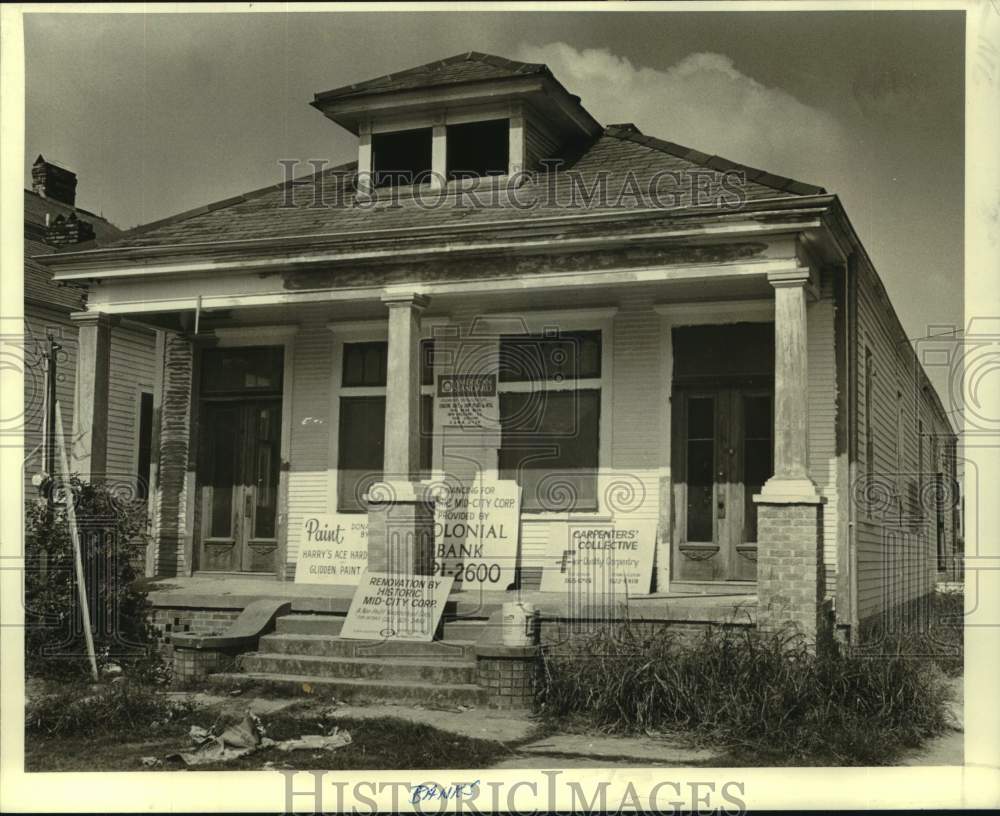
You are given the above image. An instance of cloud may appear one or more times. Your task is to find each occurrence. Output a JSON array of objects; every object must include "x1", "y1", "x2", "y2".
[{"x1": 515, "y1": 43, "x2": 849, "y2": 188}]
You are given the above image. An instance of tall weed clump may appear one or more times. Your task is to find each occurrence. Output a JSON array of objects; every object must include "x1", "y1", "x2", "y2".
[{"x1": 538, "y1": 618, "x2": 956, "y2": 765}]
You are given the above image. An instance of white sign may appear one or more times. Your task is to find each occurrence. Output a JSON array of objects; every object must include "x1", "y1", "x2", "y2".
[
  {"x1": 436, "y1": 373, "x2": 498, "y2": 431},
  {"x1": 434, "y1": 478, "x2": 520, "y2": 590},
  {"x1": 340, "y1": 571, "x2": 455, "y2": 642},
  {"x1": 293, "y1": 514, "x2": 368, "y2": 586},
  {"x1": 540, "y1": 519, "x2": 656, "y2": 596}
]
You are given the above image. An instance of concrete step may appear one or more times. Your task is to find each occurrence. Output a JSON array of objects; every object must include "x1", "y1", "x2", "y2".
[
  {"x1": 212, "y1": 672, "x2": 488, "y2": 707},
  {"x1": 259, "y1": 632, "x2": 477, "y2": 660},
  {"x1": 275, "y1": 614, "x2": 345, "y2": 636},
  {"x1": 239, "y1": 652, "x2": 478, "y2": 685},
  {"x1": 274, "y1": 613, "x2": 489, "y2": 640}
]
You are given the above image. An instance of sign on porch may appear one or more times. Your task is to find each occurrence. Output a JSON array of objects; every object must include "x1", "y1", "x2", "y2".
[
  {"x1": 434, "y1": 478, "x2": 520, "y2": 590},
  {"x1": 540, "y1": 519, "x2": 657, "y2": 596},
  {"x1": 436, "y1": 373, "x2": 499, "y2": 431},
  {"x1": 339, "y1": 571, "x2": 454, "y2": 642},
  {"x1": 293, "y1": 514, "x2": 368, "y2": 585}
]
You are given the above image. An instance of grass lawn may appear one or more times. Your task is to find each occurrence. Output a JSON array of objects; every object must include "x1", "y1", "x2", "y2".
[{"x1": 25, "y1": 700, "x2": 517, "y2": 772}]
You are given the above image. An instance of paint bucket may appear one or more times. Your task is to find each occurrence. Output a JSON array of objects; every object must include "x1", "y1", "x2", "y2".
[{"x1": 501, "y1": 601, "x2": 538, "y2": 647}]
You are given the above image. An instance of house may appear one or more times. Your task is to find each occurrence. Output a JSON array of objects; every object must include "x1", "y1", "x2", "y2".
[
  {"x1": 38, "y1": 53, "x2": 959, "y2": 700},
  {"x1": 24, "y1": 157, "x2": 161, "y2": 520}
]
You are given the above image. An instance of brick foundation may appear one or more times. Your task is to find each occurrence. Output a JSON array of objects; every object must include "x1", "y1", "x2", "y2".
[
  {"x1": 173, "y1": 644, "x2": 241, "y2": 680},
  {"x1": 150, "y1": 606, "x2": 241, "y2": 660},
  {"x1": 475, "y1": 645, "x2": 540, "y2": 710},
  {"x1": 755, "y1": 501, "x2": 829, "y2": 645}
]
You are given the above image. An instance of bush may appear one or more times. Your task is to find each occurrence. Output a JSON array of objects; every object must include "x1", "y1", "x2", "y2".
[
  {"x1": 25, "y1": 476, "x2": 159, "y2": 681},
  {"x1": 26, "y1": 679, "x2": 195, "y2": 737},
  {"x1": 537, "y1": 622, "x2": 956, "y2": 765}
]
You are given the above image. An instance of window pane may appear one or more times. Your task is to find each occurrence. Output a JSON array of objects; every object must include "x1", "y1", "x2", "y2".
[
  {"x1": 373, "y1": 128, "x2": 432, "y2": 187},
  {"x1": 499, "y1": 331, "x2": 601, "y2": 383},
  {"x1": 253, "y1": 405, "x2": 281, "y2": 540},
  {"x1": 499, "y1": 389, "x2": 600, "y2": 512},
  {"x1": 742, "y1": 395, "x2": 772, "y2": 543},
  {"x1": 136, "y1": 391, "x2": 154, "y2": 500},
  {"x1": 686, "y1": 396, "x2": 714, "y2": 541},
  {"x1": 201, "y1": 346, "x2": 284, "y2": 394},
  {"x1": 208, "y1": 407, "x2": 240, "y2": 538},
  {"x1": 420, "y1": 339, "x2": 435, "y2": 387},
  {"x1": 419, "y1": 394, "x2": 433, "y2": 478},
  {"x1": 446, "y1": 119, "x2": 509, "y2": 180},
  {"x1": 342, "y1": 342, "x2": 387, "y2": 387},
  {"x1": 338, "y1": 396, "x2": 385, "y2": 513}
]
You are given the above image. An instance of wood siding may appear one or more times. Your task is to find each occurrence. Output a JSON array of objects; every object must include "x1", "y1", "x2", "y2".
[{"x1": 852, "y1": 260, "x2": 957, "y2": 628}]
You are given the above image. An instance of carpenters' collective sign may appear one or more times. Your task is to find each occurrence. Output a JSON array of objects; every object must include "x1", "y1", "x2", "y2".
[
  {"x1": 540, "y1": 519, "x2": 656, "y2": 596},
  {"x1": 433, "y1": 479, "x2": 520, "y2": 589}
]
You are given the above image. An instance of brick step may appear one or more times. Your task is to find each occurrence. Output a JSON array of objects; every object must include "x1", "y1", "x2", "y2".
[
  {"x1": 239, "y1": 652, "x2": 478, "y2": 685},
  {"x1": 259, "y1": 632, "x2": 477, "y2": 660},
  {"x1": 211, "y1": 672, "x2": 488, "y2": 707},
  {"x1": 275, "y1": 613, "x2": 489, "y2": 641}
]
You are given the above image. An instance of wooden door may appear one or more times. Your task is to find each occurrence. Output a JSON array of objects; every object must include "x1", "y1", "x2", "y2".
[
  {"x1": 198, "y1": 399, "x2": 281, "y2": 573},
  {"x1": 672, "y1": 387, "x2": 772, "y2": 582}
]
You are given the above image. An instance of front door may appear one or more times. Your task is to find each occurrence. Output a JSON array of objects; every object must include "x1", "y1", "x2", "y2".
[
  {"x1": 198, "y1": 400, "x2": 282, "y2": 573},
  {"x1": 671, "y1": 386, "x2": 773, "y2": 582}
]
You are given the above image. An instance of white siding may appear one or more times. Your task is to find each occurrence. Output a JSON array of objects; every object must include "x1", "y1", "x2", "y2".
[{"x1": 106, "y1": 325, "x2": 158, "y2": 495}]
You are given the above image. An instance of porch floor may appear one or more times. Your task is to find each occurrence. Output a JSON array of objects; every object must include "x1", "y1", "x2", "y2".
[{"x1": 146, "y1": 575, "x2": 757, "y2": 624}]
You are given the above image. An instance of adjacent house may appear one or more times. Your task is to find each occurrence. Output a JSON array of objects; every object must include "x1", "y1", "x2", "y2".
[
  {"x1": 24, "y1": 156, "x2": 160, "y2": 517},
  {"x1": 38, "y1": 53, "x2": 959, "y2": 691}
]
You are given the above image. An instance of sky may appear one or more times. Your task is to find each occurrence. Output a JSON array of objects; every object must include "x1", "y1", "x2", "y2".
[{"x1": 23, "y1": 9, "x2": 964, "y2": 399}]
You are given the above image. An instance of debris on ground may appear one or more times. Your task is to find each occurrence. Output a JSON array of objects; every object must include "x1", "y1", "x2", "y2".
[
  {"x1": 164, "y1": 711, "x2": 352, "y2": 766},
  {"x1": 140, "y1": 756, "x2": 162, "y2": 768}
]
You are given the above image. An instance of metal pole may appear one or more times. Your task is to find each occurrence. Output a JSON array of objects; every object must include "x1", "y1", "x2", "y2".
[{"x1": 54, "y1": 404, "x2": 100, "y2": 682}]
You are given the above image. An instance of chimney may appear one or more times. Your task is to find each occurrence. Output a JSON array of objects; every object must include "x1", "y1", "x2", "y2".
[
  {"x1": 44, "y1": 213, "x2": 95, "y2": 247},
  {"x1": 32, "y1": 155, "x2": 77, "y2": 207}
]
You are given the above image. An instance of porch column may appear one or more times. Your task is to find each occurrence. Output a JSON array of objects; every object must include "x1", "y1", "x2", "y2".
[
  {"x1": 760, "y1": 269, "x2": 818, "y2": 501},
  {"x1": 366, "y1": 292, "x2": 435, "y2": 576},
  {"x1": 384, "y1": 292, "x2": 429, "y2": 477},
  {"x1": 70, "y1": 312, "x2": 115, "y2": 481},
  {"x1": 754, "y1": 269, "x2": 828, "y2": 647}
]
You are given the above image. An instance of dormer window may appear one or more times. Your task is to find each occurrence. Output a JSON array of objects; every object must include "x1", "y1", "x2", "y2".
[
  {"x1": 447, "y1": 119, "x2": 509, "y2": 180},
  {"x1": 372, "y1": 127, "x2": 432, "y2": 187}
]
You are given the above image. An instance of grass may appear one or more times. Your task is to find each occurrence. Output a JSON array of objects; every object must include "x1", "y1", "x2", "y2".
[
  {"x1": 537, "y1": 603, "x2": 961, "y2": 766},
  {"x1": 24, "y1": 683, "x2": 515, "y2": 772}
]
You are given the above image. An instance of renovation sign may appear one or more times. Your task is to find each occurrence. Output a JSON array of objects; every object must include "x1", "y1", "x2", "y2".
[
  {"x1": 540, "y1": 519, "x2": 656, "y2": 596},
  {"x1": 340, "y1": 571, "x2": 455, "y2": 642},
  {"x1": 434, "y1": 478, "x2": 520, "y2": 590},
  {"x1": 293, "y1": 514, "x2": 368, "y2": 586}
]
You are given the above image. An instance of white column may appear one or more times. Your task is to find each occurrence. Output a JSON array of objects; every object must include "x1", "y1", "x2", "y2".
[
  {"x1": 382, "y1": 291, "x2": 430, "y2": 479},
  {"x1": 759, "y1": 269, "x2": 819, "y2": 501},
  {"x1": 71, "y1": 312, "x2": 115, "y2": 481}
]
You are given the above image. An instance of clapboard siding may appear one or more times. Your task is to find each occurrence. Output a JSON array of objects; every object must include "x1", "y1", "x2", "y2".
[
  {"x1": 525, "y1": 117, "x2": 562, "y2": 172},
  {"x1": 105, "y1": 325, "x2": 158, "y2": 494},
  {"x1": 852, "y1": 259, "x2": 953, "y2": 628},
  {"x1": 807, "y1": 274, "x2": 840, "y2": 593}
]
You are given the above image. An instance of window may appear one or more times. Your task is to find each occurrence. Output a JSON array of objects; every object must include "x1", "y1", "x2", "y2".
[
  {"x1": 135, "y1": 391, "x2": 154, "y2": 500},
  {"x1": 201, "y1": 346, "x2": 284, "y2": 395},
  {"x1": 446, "y1": 119, "x2": 509, "y2": 180},
  {"x1": 336, "y1": 339, "x2": 434, "y2": 512},
  {"x1": 497, "y1": 330, "x2": 603, "y2": 512},
  {"x1": 864, "y1": 347, "x2": 875, "y2": 514},
  {"x1": 372, "y1": 127, "x2": 432, "y2": 188}
]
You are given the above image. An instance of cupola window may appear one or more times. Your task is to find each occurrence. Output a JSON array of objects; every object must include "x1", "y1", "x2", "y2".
[
  {"x1": 446, "y1": 119, "x2": 509, "y2": 180},
  {"x1": 372, "y1": 127, "x2": 432, "y2": 187}
]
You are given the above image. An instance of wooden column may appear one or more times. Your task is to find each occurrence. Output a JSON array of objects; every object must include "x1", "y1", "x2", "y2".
[
  {"x1": 759, "y1": 270, "x2": 819, "y2": 501},
  {"x1": 71, "y1": 312, "x2": 115, "y2": 482},
  {"x1": 383, "y1": 292, "x2": 429, "y2": 479},
  {"x1": 367, "y1": 292, "x2": 435, "y2": 577}
]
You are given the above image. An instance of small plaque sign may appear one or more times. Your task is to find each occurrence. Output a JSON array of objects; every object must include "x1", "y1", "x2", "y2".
[
  {"x1": 540, "y1": 519, "x2": 656, "y2": 596},
  {"x1": 293, "y1": 514, "x2": 368, "y2": 586},
  {"x1": 436, "y1": 373, "x2": 499, "y2": 430},
  {"x1": 339, "y1": 571, "x2": 455, "y2": 642}
]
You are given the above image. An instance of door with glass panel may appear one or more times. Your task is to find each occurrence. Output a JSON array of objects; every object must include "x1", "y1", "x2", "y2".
[
  {"x1": 197, "y1": 346, "x2": 284, "y2": 573},
  {"x1": 671, "y1": 387, "x2": 772, "y2": 582}
]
